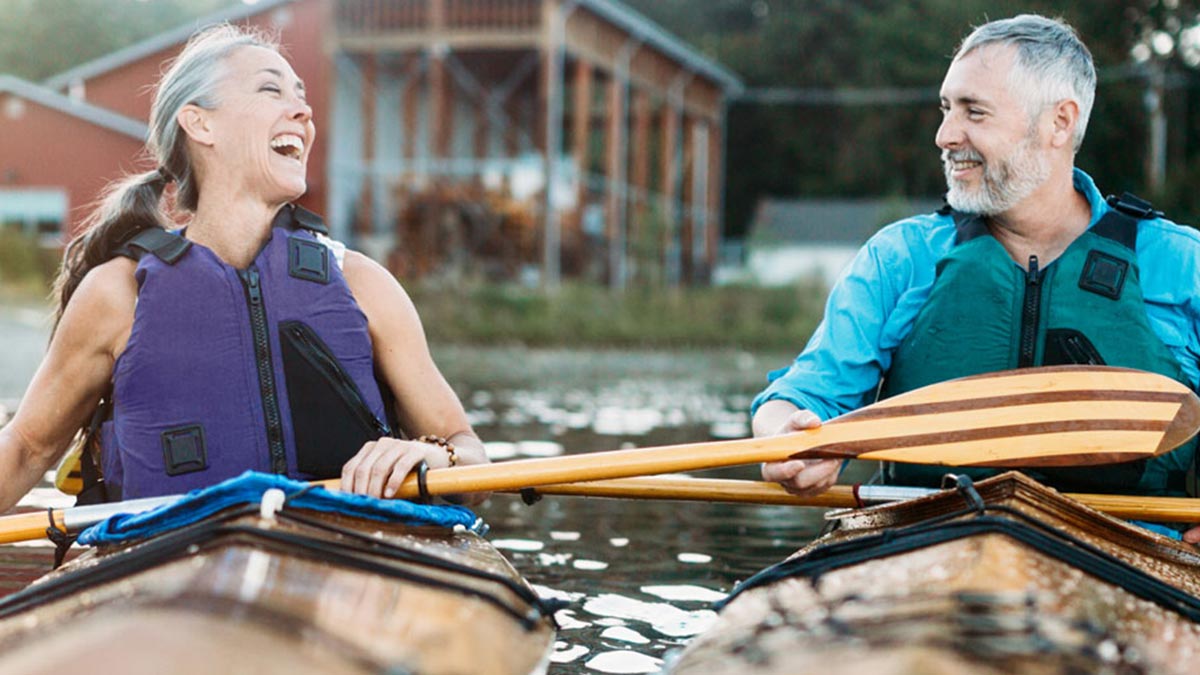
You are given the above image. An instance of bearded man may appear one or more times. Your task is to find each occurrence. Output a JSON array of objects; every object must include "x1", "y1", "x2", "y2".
[{"x1": 752, "y1": 14, "x2": 1200, "y2": 538}]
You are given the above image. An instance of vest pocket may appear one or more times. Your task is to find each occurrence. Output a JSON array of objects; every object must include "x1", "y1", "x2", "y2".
[
  {"x1": 279, "y1": 321, "x2": 389, "y2": 478},
  {"x1": 1043, "y1": 329, "x2": 1106, "y2": 366}
]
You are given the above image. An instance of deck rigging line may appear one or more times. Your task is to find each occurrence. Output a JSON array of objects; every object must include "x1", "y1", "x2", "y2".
[
  {"x1": 0, "y1": 503, "x2": 566, "y2": 630},
  {"x1": 720, "y1": 476, "x2": 1200, "y2": 623}
]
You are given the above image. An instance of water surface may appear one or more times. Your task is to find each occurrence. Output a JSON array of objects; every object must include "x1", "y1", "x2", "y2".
[{"x1": 0, "y1": 303, "x2": 836, "y2": 673}]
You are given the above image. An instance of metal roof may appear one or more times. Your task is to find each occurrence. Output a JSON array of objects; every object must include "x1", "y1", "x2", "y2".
[
  {"x1": 0, "y1": 75, "x2": 148, "y2": 140},
  {"x1": 579, "y1": 0, "x2": 743, "y2": 93},
  {"x1": 41, "y1": 0, "x2": 742, "y2": 95},
  {"x1": 42, "y1": 0, "x2": 295, "y2": 91}
]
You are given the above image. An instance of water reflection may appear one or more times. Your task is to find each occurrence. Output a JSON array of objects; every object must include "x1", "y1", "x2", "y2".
[
  {"x1": 0, "y1": 342, "x2": 829, "y2": 674},
  {"x1": 444, "y1": 345, "x2": 835, "y2": 673}
]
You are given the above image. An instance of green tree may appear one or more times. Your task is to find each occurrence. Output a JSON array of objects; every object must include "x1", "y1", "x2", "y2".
[
  {"x1": 0, "y1": 0, "x2": 228, "y2": 81},
  {"x1": 624, "y1": 0, "x2": 1200, "y2": 234}
]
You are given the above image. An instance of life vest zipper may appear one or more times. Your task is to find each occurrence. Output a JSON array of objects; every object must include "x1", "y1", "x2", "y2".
[
  {"x1": 283, "y1": 321, "x2": 390, "y2": 437},
  {"x1": 1018, "y1": 255, "x2": 1042, "y2": 368},
  {"x1": 240, "y1": 265, "x2": 288, "y2": 474}
]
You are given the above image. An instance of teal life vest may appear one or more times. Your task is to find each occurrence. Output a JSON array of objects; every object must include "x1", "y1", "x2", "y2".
[{"x1": 879, "y1": 194, "x2": 1195, "y2": 496}]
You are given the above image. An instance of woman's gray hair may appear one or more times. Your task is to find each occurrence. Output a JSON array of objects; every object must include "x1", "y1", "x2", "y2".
[
  {"x1": 151, "y1": 24, "x2": 279, "y2": 210},
  {"x1": 53, "y1": 24, "x2": 278, "y2": 331},
  {"x1": 956, "y1": 14, "x2": 1096, "y2": 152}
]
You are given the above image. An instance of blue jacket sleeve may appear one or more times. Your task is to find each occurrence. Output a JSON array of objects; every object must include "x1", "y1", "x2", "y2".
[{"x1": 751, "y1": 217, "x2": 948, "y2": 421}]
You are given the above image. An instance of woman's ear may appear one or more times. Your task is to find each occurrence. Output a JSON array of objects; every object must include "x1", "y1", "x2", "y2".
[{"x1": 177, "y1": 104, "x2": 215, "y2": 146}]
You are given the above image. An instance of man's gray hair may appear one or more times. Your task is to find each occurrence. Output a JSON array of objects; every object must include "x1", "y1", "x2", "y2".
[{"x1": 956, "y1": 14, "x2": 1096, "y2": 152}]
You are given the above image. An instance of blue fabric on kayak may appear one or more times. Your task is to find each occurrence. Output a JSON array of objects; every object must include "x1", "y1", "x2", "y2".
[
  {"x1": 77, "y1": 470, "x2": 480, "y2": 546},
  {"x1": 1129, "y1": 520, "x2": 1183, "y2": 541}
]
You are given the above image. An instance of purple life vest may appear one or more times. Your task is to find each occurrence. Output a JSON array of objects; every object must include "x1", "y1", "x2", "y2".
[{"x1": 101, "y1": 205, "x2": 392, "y2": 499}]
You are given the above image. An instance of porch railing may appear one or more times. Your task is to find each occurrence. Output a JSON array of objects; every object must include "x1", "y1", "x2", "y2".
[{"x1": 335, "y1": 0, "x2": 542, "y2": 35}]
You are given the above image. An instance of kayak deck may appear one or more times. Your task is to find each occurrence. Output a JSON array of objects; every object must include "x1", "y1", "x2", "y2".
[
  {"x1": 0, "y1": 507, "x2": 555, "y2": 675},
  {"x1": 669, "y1": 472, "x2": 1200, "y2": 675}
]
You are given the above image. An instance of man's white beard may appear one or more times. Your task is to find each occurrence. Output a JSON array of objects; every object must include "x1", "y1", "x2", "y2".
[{"x1": 944, "y1": 133, "x2": 1050, "y2": 215}]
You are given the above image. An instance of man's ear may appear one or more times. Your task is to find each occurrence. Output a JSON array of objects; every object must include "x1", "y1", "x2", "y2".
[
  {"x1": 177, "y1": 104, "x2": 215, "y2": 146},
  {"x1": 1049, "y1": 99, "x2": 1079, "y2": 149}
]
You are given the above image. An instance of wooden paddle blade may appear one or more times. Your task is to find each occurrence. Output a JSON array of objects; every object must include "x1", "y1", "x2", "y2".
[
  {"x1": 354, "y1": 366, "x2": 1200, "y2": 499},
  {"x1": 804, "y1": 366, "x2": 1200, "y2": 467}
]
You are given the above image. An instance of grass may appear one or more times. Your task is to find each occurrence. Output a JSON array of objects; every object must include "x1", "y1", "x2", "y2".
[
  {"x1": 0, "y1": 230, "x2": 828, "y2": 350},
  {"x1": 0, "y1": 229, "x2": 57, "y2": 303},
  {"x1": 409, "y1": 280, "x2": 827, "y2": 351}
]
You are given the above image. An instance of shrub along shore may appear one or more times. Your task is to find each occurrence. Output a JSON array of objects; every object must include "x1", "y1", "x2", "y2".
[{"x1": 1, "y1": 231, "x2": 826, "y2": 351}]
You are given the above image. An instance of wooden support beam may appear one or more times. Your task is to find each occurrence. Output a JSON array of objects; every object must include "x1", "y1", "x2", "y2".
[
  {"x1": 504, "y1": 97, "x2": 523, "y2": 156},
  {"x1": 680, "y1": 114, "x2": 695, "y2": 284},
  {"x1": 706, "y1": 115, "x2": 724, "y2": 277},
  {"x1": 536, "y1": 48, "x2": 551, "y2": 153},
  {"x1": 659, "y1": 101, "x2": 679, "y2": 283},
  {"x1": 429, "y1": 52, "x2": 452, "y2": 159},
  {"x1": 402, "y1": 56, "x2": 421, "y2": 165},
  {"x1": 571, "y1": 59, "x2": 593, "y2": 186},
  {"x1": 605, "y1": 71, "x2": 627, "y2": 288},
  {"x1": 474, "y1": 84, "x2": 491, "y2": 160},
  {"x1": 431, "y1": 0, "x2": 447, "y2": 31},
  {"x1": 358, "y1": 53, "x2": 377, "y2": 236},
  {"x1": 629, "y1": 88, "x2": 652, "y2": 237}
]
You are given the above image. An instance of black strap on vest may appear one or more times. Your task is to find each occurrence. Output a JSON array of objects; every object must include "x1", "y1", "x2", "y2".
[
  {"x1": 115, "y1": 205, "x2": 329, "y2": 265},
  {"x1": 287, "y1": 204, "x2": 329, "y2": 234},
  {"x1": 940, "y1": 192, "x2": 1156, "y2": 250},
  {"x1": 1106, "y1": 192, "x2": 1163, "y2": 220},
  {"x1": 116, "y1": 227, "x2": 192, "y2": 264},
  {"x1": 73, "y1": 395, "x2": 112, "y2": 507}
]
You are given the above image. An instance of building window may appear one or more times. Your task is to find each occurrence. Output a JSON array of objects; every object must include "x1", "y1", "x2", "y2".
[{"x1": 0, "y1": 188, "x2": 67, "y2": 245}]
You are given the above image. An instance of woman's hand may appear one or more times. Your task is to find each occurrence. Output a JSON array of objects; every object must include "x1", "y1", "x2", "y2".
[
  {"x1": 340, "y1": 437, "x2": 453, "y2": 499},
  {"x1": 757, "y1": 407, "x2": 840, "y2": 497}
]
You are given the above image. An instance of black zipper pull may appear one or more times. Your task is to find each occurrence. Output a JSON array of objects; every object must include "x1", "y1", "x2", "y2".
[
  {"x1": 245, "y1": 267, "x2": 263, "y2": 305},
  {"x1": 1018, "y1": 255, "x2": 1043, "y2": 368}
]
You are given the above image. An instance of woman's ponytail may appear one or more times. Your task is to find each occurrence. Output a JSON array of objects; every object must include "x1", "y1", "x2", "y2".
[
  {"x1": 50, "y1": 169, "x2": 171, "y2": 334},
  {"x1": 48, "y1": 23, "x2": 277, "y2": 335}
]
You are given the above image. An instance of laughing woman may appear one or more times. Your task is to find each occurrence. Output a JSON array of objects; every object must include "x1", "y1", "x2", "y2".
[{"x1": 0, "y1": 25, "x2": 486, "y2": 508}]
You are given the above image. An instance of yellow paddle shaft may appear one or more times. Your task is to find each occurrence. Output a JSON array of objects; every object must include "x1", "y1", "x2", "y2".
[
  {"x1": 0, "y1": 510, "x2": 67, "y2": 545},
  {"x1": 512, "y1": 477, "x2": 1200, "y2": 523}
]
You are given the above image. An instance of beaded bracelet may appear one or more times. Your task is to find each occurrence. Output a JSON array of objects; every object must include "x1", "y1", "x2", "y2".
[{"x1": 418, "y1": 434, "x2": 458, "y2": 467}]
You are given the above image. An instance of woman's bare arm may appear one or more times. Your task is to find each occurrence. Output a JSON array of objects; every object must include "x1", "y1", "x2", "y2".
[
  {"x1": 0, "y1": 259, "x2": 136, "y2": 512},
  {"x1": 339, "y1": 252, "x2": 487, "y2": 502}
]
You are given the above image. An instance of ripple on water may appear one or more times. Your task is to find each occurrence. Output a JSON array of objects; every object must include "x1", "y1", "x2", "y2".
[
  {"x1": 551, "y1": 642, "x2": 590, "y2": 663},
  {"x1": 553, "y1": 610, "x2": 592, "y2": 631},
  {"x1": 599, "y1": 626, "x2": 649, "y2": 644},
  {"x1": 584, "y1": 650, "x2": 662, "y2": 674},
  {"x1": 491, "y1": 538, "x2": 544, "y2": 552},
  {"x1": 582, "y1": 594, "x2": 717, "y2": 638},
  {"x1": 517, "y1": 441, "x2": 564, "y2": 457},
  {"x1": 676, "y1": 552, "x2": 713, "y2": 564},
  {"x1": 573, "y1": 559, "x2": 609, "y2": 571},
  {"x1": 640, "y1": 584, "x2": 727, "y2": 603},
  {"x1": 483, "y1": 442, "x2": 518, "y2": 459},
  {"x1": 537, "y1": 552, "x2": 572, "y2": 566},
  {"x1": 531, "y1": 584, "x2": 585, "y2": 603}
]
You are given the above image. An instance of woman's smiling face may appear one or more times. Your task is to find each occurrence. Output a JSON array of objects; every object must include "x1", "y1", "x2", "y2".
[{"x1": 195, "y1": 45, "x2": 315, "y2": 206}]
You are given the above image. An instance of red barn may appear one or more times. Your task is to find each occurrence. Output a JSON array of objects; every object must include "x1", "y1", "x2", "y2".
[
  {"x1": 2, "y1": 0, "x2": 741, "y2": 285},
  {"x1": 0, "y1": 75, "x2": 146, "y2": 243}
]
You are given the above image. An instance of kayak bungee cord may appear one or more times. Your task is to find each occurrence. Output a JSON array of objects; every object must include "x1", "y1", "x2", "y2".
[
  {"x1": 721, "y1": 475, "x2": 1200, "y2": 624},
  {"x1": 0, "y1": 501, "x2": 566, "y2": 630}
]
